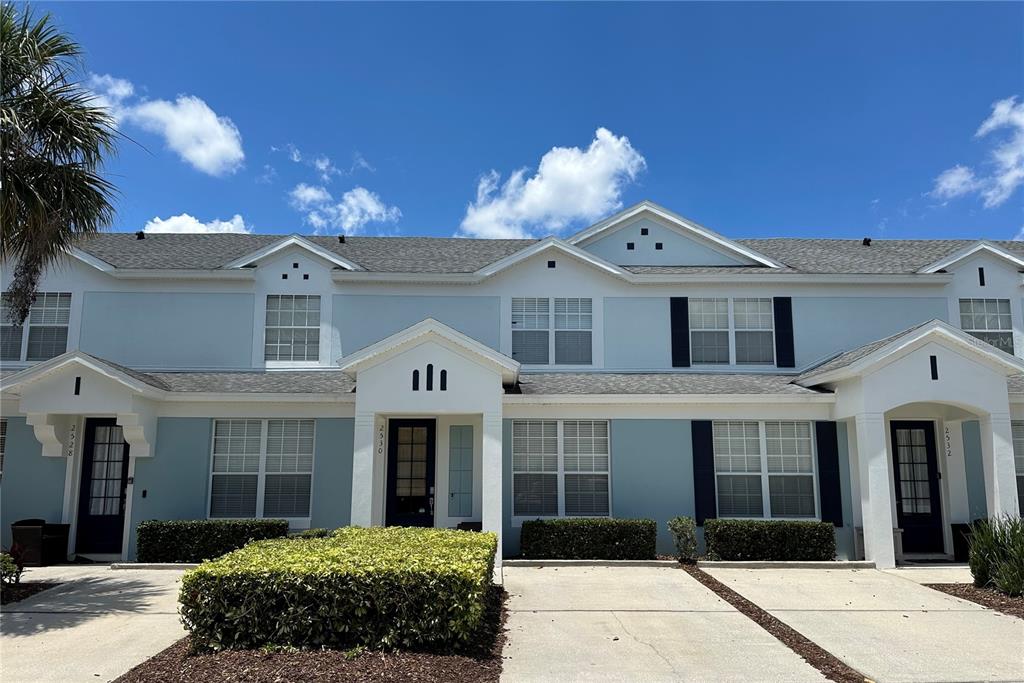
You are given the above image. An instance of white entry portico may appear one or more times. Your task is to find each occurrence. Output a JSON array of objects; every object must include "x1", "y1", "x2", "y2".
[
  {"x1": 800, "y1": 320, "x2": 1023, "y2": 568},
  {"x1": 339, "y1": 319, "x2": 519, "y2": 566}
]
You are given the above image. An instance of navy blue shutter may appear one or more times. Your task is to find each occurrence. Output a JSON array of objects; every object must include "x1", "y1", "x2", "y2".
[
  {"x1": 773, "y1": 297, "x2": 795, "y2": 368},
  {"x1": 670, "y1": 297, "x2": 690, "y2": 368},
  {"x1": 692, "y1": 420, "x2": 716, "y2": 525},
  {"x1": 815, "y1": 421, "x2": 844, "y2": 527}
]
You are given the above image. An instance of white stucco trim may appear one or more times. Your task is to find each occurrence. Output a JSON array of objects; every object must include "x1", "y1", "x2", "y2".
[
  {"x1": 797, "y1": 320, "x2": 1024, "y2": 386},
  {"x1": 223, "y1": 234, "x2": 363, "y2": 271},
  {"x1": 0, "y1": 351, "x2": 166, "y2": 400},
  {"x1": 338, "y1": 318, "x2": 520, "y2": 384},
  {"x1": 502, "y1": 393, "x2": 834, "y2": 405},
  {"x1": 474, "y1": 237, "x2": 632, "y2": 281},
  {"x1": 70, "y1": 248, "x2": 116, "y2": 272},
  {"x1": 567, "y1": 200, "x2": 782, "y2": 269},
  {"x1": 917, "y1": 241, "x2": 1024, "y2": 274}
]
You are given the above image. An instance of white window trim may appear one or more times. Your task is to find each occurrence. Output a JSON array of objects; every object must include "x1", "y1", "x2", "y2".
[
  {"x1": 1, "y1": 292, "x2": 72, "y2": 363},
  {"x1": 690, "y1": 298, "x2": 776, "y2": 367},
  {"x1": 206, "y1": 418, "x2": 316, "y2": 527},
  {"x1": 959, "y1": 298, "x2": 1014, "y2": 355},
  {"x1": 0, "y1": 417, "x2": 6, "y2": 478},
  {"x1": 263, "y1": 294, "x2": 323, "y2": 364},
  {"x1": 713, "y1": 420, "x2": 820, "y2": 521},
  {"x1": 511, "y1": 419, "x2": 612, "y2": 524},
  {"x1": 511, "y1": 297, "x2": 595, "y2": 368}
]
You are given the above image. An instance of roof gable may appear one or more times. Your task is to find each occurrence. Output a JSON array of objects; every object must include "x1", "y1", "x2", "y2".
[
  {"x1": 916, "y1": 240, "x2": 1024, "y2": 273},
  {"x1": 224, "y1": 234, "x2": 363, "y2": 271},
  {"x1": 474, "y1": 237, "x2": 632, "y2": 281},
  {"x1": 568, "y1": 201, "x2": 781, "y2": 268}
]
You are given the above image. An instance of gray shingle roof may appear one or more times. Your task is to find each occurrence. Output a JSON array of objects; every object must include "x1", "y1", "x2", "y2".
[
  {"x1": 514, "y1": 372, "x2": 825, "y2": 395},
  {"x1": 145, "y1": 370, "x2": 356, "y2": 393},
  {"x1": 795, "y1": 321, "x2": 934, "y2": 381},
  {"x1": 74, "y1": 232, "x2": 1024, "y2": 275}
]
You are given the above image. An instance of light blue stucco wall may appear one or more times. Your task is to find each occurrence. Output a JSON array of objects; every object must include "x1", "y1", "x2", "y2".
[
  {"x1": 962, "y1": 420, "x2": 988, "y2": 520},
  {"x1": 604, "y1": 298, "x2": 672, "y2": 369},
  {"x1": 610, "y1": 419, "x2": 693, "y2": 554},
  {"x1": 333, "y1": 295, "x2": 500, "y2": 360},
  {"x1": 835, "y1": 421, "x2": 856, "y2": 559},
  {"x1": 583, "y1": 218, "x2": 747, "y2": 266},
  {"x1": 127, "y1": 418, "x2": 213, "y2": 559},
  {"x1": 0, "y1": 417, "x2": 65, "y2": 549},
  {"x1": 311, "y1": 418, "x2": 354, "y2": 529},
  {"x1": 792, "y1": 297, "x2": 949, "y2": 368},
  {"x1": 80, "y1": 292, "x2": 255, "y2": 368}
]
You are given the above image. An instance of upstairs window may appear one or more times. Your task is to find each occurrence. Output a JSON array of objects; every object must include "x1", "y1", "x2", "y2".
[
  {"x1": 713, "y1": 420, "x2": 816, "y2": 519},
  {"x1": 210, "y1": 418, "x2": 315, "y2": 520},
  {"x1": 0, "y1": 292, "x2": 71, "y2": 362},
  {"x1": 959, "y1": 298, "x2": 1012, "y2": 354},
  {"x1": 511, "y1": 297, "x2": 592, "y2": 365},
  {"x1": 689, "y1": 298, "x2": 775, "y2": 365},
  {"x1": 0, "y1": 418, "x2": 6, "y2": 479},
  {"x1": 265, "y1": 295, "x2": 320, "y2": 361}
]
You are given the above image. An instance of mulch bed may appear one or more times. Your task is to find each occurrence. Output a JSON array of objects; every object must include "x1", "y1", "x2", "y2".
[
  {"x1": 926, "y1": 583, "x2": 1024, "y2": 620},
  {"x1": 114, "y1": 586, "x2": 508, "y2": 683},
  {"x1": 680, "y1": 564, "x2": 867, "y2": 683},
  {"x1": 1, "y1": 582, "x2": 60, "y2": 605}
]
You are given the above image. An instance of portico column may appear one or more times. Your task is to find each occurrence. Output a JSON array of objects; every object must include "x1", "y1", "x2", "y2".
[
  {"x1": 481, "y1": 412, "x2": 503, "y2": 569},
  {"x1": 854, "y1": 413, "x2": 896, "y2": 568},
  {"x1": 350, "y1": 412, "x2": 376, "y2": 527},
  {"x1": 980, "y1": 413, "x2": 1020, "y2": 518}
]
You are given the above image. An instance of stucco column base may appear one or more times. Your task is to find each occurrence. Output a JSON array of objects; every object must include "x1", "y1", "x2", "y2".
[
  {"x1": 482, "y1": 412, "x2": 503, "y2": 570},
  {"x1": 854, "y1": 413, "x2": 896, "y2": 569},
  {"x1": 981, "y1": 413, "x2": 1020, "y2": 518}
]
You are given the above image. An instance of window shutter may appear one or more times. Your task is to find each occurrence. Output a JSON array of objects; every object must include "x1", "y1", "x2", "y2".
[
  {"x1": 692, "y1": 420, "x2": 716, "y2": 525},
  {"x1": 815, "y1": 421, "x2": 844, "y2": 527},
  {"x1": 670, "y1": 297, "x2": 691, "y2": 368},
  {"x1": 773, "y1": 297, "x2": 795, "y2": 368}
]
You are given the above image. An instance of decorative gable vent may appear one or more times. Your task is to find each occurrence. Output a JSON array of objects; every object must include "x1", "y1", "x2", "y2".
[{"x1": 411, "y1": 364, "x2": 448, "y2": 392}]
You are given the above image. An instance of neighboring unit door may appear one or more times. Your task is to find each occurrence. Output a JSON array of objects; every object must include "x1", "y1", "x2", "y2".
[
  {"x1": 890, "y1": 421, "x2": 944, "y2": 554},
  {"x1": 385, "y1": 419, "x2": 436, "y2": 527},
  {"x1": 448, "y1": 425, "x2": 474, "y2": 518},
  {"x1": 76, "y1": 419, "x2": 131, "y2": 554}
]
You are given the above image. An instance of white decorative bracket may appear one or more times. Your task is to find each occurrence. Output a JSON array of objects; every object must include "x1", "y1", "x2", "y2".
[
  {"x1": 118, "y1": 406, "x2": 157, "y2": 459},
  {"x1": 26, "y1": 413, "x2": 75, "y2": 458}
]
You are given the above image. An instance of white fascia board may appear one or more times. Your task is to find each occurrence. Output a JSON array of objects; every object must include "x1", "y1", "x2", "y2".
[
  {"x1": 567, "y1": 200, "x2": 782, "y2": 269},
  {"x1": 338, "y1": 318, "x2": 520, "y2": 383},
  {"x1": 502, "y1": 393, "x2": 835, "y2": 405},
  {"x1": 108, "y1": 269, "x2": 256, "y2": 281},
  {"x1": 474, "y1": 237, "x2": 634, "y2": 281},
  {"x1": 162, "y1": 392, "x2": 356, "y2": 403},
  {"x1": 223, "y1": 234, "x2": 363, "y2": 271},
  {"x1": 798, "y1": 320, "x2": 1024, "y2": 386},
  {"x1": 71, "y1": 248, "x2": 116, "y2": 272},
  {"x1": 0, "y1": 352, "x2": 167, "y2": 399},
  {"x1": 917, "y1": 241, "x2": 1024, "y2": 274}
]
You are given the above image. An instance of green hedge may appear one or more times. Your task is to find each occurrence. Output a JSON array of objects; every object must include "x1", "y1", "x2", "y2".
[
  {"x1": 180, "y1": 526, "x2": 497, "y2": 651},
  {"x1": 704, "y1": 519, "x2": 836, "y2": 561},
  {"x1": 136, "y1": 519, "x2": 289, "y2": 563},
  {"x1": 520, "y1": 518, "x2": 656, "y2": 559}
]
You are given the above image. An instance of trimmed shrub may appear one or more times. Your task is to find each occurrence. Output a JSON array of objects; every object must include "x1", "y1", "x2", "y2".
[
  {"x1": 667, "y1": 516, "x2": 698, "y2": 563},
  {"x1": 180, "y1": 526, "x2": 497, "y2": 651},
  {"x1": 519, "y1": 518, "x2": 656, "y2": 560},
  {"x1": 136, "y1": 519, "x2": 289, "y2": 563},
  {"x1": 968, "y1": 516, "x2": 1024, "y2": 597},
  {"x1": 704, "y1": 519, "x2": 836, "y2": 561},
  {"x1": 1, "y1": 552, "x2": 22, "y2": 586},
  {"x1": 293, "y1": 527, "x2": 334, "y2": 539}
]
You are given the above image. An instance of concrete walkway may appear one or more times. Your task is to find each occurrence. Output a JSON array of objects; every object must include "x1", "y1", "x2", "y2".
[
  {"x1": 0, "y1": 565, "x2": 187, "y2": 683},
  {"x1": 706, "y1": 567, "x2": 1024, "y2": 683},
  {"x1": 501, "y1": 565, "x2": 826, "y2": 682}
]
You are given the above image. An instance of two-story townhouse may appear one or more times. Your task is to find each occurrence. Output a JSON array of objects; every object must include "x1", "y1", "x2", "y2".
[{"x1": 1, "y1": 201, "x2": 1021, "y2": 568}]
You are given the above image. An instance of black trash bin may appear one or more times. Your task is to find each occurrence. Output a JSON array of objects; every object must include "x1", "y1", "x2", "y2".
[
  {"x1": 10, "y1": 519, "x2": 70, "y2": 567},
  {"x1": 952, "y1": 523, "x2": 973, "y2": 563}
]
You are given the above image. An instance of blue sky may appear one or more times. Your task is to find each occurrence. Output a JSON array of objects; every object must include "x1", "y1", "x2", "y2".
[{"x1": 44, "y1": 1, "x2": 1024, "y2": 240}]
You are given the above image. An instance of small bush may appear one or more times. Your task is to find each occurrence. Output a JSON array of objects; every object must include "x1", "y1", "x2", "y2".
[
  {"x1": 520, "y1": 518, "x2": 656, "y2": 560},
  {"x1": 968, "y1": 516, "x2": 1024, "y2": 597},
  {"x1": 704, "y1": 519, "x2": 836, "y2": 561},
  {"x1": 293, "y1": 528, "x2": 334, "y2": 539},
  {"x1": 180, "y1": 526, "x2": 497, "y2": 651},
  {"x1": 136, "y1": 519, "x2": 290, "y2": 563},
  {"x1": 1, "y1": 552, "x2": 23, "y2": 586},
  {"x1": 667, "y1": 516, "x2": 698, "y2": 563}
]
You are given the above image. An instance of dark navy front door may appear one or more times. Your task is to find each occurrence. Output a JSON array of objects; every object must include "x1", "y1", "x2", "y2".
[
  {"x1": 890, "y1": 421, "x2": 944, "y2": 554},
  {"x1": 76, "y1": 419, "x2": 130, "y2": 554},
  {"x1": 385, "y1": 419, "x2": 436, "y2": 527}
]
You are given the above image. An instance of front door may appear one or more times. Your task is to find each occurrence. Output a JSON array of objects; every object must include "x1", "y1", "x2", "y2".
[
  {"x1": 76, "y1": 419, "x2": 131, "y2": 554},
  {"x1": 890, "y1": 421, "x2": 944, "y2": 554},
  {"x1": 385, "y1": 419, "x2": 436, "y2": 527}
]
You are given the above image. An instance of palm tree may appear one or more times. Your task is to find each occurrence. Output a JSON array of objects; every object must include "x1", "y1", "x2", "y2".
[{"x1": 1, "y1": 3, "x2": 117, "y2": 323}]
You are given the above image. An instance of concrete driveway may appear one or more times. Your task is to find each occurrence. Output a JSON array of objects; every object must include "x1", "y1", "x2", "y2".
[
  {"x1": 501, "y1": 565, "x2": 826, "y2": 682},
  {"x1": 0, "y1": 565, "x2": 187, "y2": 683},
  {"x1": 706, "y1": 567, "x2": 1024, "y2": 683}
]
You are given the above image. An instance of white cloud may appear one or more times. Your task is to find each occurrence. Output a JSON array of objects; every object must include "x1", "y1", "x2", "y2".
[
  {"x1": 86, "y1": 73, "x2": 244, "y2": 177},
  {"x1": 1013, "y1": 224, "x2": 1024, "y2": 241},
  {"x1": 142, "y1": 213, "x2": 250, "y2": 234},
  {"x1": 287, "y1": 184, "x2": 400, "y2": 234},
  {"x1": 459, "y1": 127, "x2": 646, "y2": 238},
  {"x1": 255, "y1": 164, "x2": 277, "y2": 185},
  {"x1": 931, "y1": 96, "x2": 1024, "y2": 208},
  {"x1": 313, "y1": 155, "x2": 341, "y2": 183}
]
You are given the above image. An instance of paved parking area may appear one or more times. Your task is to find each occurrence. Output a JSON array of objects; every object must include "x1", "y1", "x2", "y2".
[
  {"x1": 500, "y1": 565, "x2": 825, "y2": 682},
  {"x1": 0, "y1": 565, "x2": 187, "y2": 683},
  {"x1": 706, "y1": 567, "x2": 1024, "y2": 683}
]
